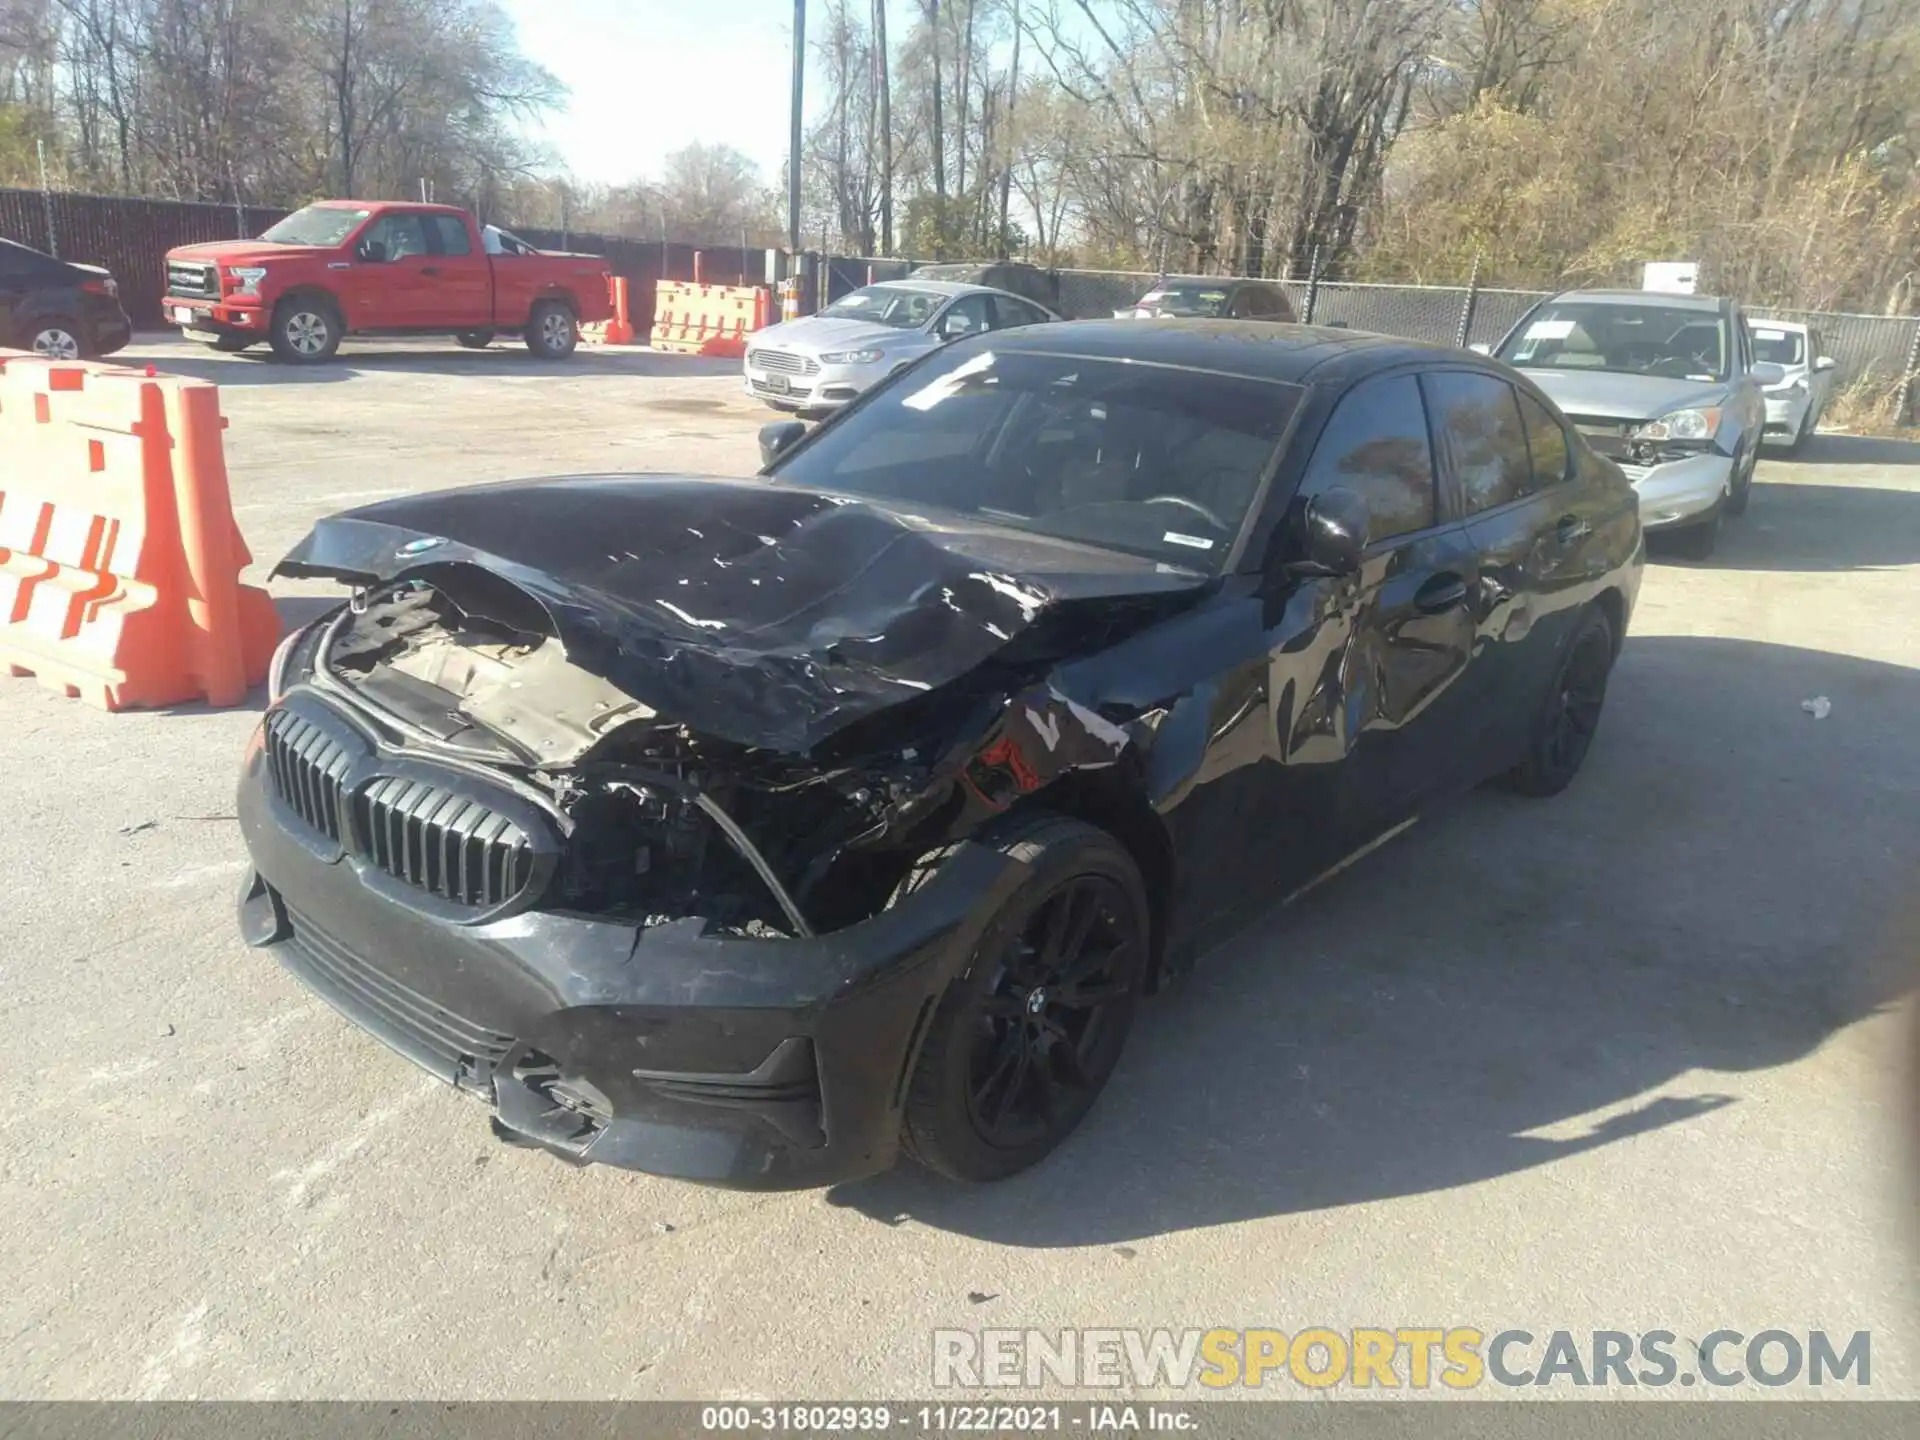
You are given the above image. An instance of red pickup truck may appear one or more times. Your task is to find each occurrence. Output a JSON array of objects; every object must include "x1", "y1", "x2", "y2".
[{"x1": 162, "y1": 200, "x2": 612, "y2": 363}]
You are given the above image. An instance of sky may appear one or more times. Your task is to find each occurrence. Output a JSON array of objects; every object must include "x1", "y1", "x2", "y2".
[{"x1": 498, "y1": 0, "x2": 811, "y2": 186}]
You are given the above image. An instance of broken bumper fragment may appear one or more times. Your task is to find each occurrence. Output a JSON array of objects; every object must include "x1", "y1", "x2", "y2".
[{"x1": 236, "y1": 732, "x2": 1021, "y2": 1188}]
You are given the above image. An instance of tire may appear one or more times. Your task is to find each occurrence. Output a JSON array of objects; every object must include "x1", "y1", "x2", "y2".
[
  {"x1": 899, "y1": 814, "x2": 1150, "y2": 1183},
  {"x1": 210, "y1": 334, "x2": 254, "y2": 353},
  {"x1": 1724, "y1": 446, "x2": 1754, "y2": 517},
  {"x1": 268, "y1": 297, "x2": 341, "y2": 363},
  {"x1": 455, "y1": 330, "x2": 495, "y2": 349},
  {"x1": 1500, "y1": 607, "x2": 1617, "y2": 798},
  {"x1": 524, "y1": 301, "x2": 577, "y2": 359},
  {"x1": 27, "y1": 317, "x2": 83, "y2": 360}
]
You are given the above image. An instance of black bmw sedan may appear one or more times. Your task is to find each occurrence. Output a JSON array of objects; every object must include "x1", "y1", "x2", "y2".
[{"x1": 239, "y1": 321, "x2": 1644, "y2": 1188}]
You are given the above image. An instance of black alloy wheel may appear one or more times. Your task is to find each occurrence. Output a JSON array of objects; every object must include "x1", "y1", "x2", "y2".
[
  {"x1": 1502, "y1": 608, "x2": 1616, "y2": 798},
  {"x1": 901, "y1": 815, "x2": 1149, "y2": 1181},
  {"x1": 965, "y1": 873, "x2": 1136, "y2": 1149}
]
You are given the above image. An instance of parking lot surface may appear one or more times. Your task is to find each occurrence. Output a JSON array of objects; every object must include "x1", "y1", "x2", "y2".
[{"x1": 2, "y1": 337, "x2": 1916, "y2": 1399}]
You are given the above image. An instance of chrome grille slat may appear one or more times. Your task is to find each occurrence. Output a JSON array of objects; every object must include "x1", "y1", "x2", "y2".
[
  {"x1": 747, "y1": 348, "x2": 819, "y2": 376},
  {"x1": 166, "y1": 261, "x2": 218, "y2": 301}
]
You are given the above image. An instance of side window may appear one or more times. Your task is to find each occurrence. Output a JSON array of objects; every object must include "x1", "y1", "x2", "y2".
[
  {"x1": 1295, "y1": 373, "x2": 1436, "y2": 544},
  {"x1": 362, "y1": 212, "x2": 429, "y2": 261},
  {"x1": 989, "y1": 296, "x2": 1046, "y2": 330},
  {"x1": 1516, "y1": 390, "x2": 1572, "y2": 490},
  {"x1": 1246, "y1": 287, "x2": 1291, "y2": 320},
  {"x1": 1423, "y1": 371, "x2": 1533, "y2": 515},
  {"x1": 937, "y1": 294, "x2": 993, "y2": 339},
  {"x1": 426, "y1": 215, "x2": 472, "y2": 256}
]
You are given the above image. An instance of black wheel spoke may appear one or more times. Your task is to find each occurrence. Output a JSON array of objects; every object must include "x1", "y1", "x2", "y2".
[
  {"x1": 980, "y1": 993, "x2": 1027, "y2": 1020},
  {"x1": 970, "y1": 1028, "x2": 1022, "y2": 1113}
]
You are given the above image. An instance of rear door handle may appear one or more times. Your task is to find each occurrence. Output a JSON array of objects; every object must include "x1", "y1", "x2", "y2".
[
  {"x1": 420, "y1": 265, "x2": 440, "y2": 276},
  {"x1": 1414, "y1": 573, "x2": 1469, "y2": 614},
  {"x1": 1557, "y1": 514, "x2": 1592, "y2": 544}
]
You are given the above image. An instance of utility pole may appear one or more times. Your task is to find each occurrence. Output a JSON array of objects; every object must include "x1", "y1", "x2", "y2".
[
  {"x1": 875, "y1": 0, "x2": 892, "y2": 255},
  {"x1": 789, "y1": 0, "x2": 806, "y2": 256}
]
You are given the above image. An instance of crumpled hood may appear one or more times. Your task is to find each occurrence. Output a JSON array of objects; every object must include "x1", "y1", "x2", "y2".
[
  {"x1": 276, "y1": 474, "x2": 1208, "y2": 755},
  {"x1": 168, "y1": 240, "x2": 333, "y2": 264},
  {"x1": 1521, "y1": 368, "x2": 1732, "y2": 421}
]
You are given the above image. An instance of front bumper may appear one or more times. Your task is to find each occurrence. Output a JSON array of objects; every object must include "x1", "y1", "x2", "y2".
[
  {"x1": 742, "y1": 357, "x2": 887, "y2": 410},
  {"x1": 1619, "y1": 451, "x2": 1734, "y2": 529},
  {"x1": 234, "y1": 714, "x2": 1020, "y2": 1189},
  {"x1": 1764, "y1": 390, "x2": 1809, "y2": 436},
  {"x1": 164, "y1": 295, "x2": 267, "y2": 339}
]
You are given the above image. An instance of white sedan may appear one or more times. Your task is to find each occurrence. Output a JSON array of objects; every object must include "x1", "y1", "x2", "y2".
[
  {"x1": 743, "y1": 280, "x2": 1060, "y2": 416},
  {"x1": 1752, "y1": 319, "x2": 1836, "y2": 453}
]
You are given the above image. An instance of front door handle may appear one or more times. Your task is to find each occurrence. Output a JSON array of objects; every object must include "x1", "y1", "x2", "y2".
[
  {"x1": 420, "y1": 265, "x2": 441, "y2": 276},
  {"x1": 1556, "y1": 514, "x2": 1592, "y2": 544},
  {"x1": 1414, "y1": 573, "x2": 1469, "y2": 614}
]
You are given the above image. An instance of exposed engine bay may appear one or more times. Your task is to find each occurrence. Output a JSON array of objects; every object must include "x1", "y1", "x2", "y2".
[{"x1": 305, "y1": 569, "x2": 1147, "y2": 939}]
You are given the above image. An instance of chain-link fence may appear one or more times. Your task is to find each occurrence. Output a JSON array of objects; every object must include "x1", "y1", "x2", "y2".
[{"x1": 821, "y1": 251, "x2": 1919, "y2": 413}]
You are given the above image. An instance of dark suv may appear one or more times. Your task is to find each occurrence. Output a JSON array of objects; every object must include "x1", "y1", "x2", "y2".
[
  {"x1": 0, "y1": 237, "x2": 133, "y2": 359},
  {"x1": 910, "y1": 261, "x2": 1063, "y2": 316}
]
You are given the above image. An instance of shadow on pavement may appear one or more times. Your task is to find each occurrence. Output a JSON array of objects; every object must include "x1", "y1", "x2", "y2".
[
  {"x1": 1787, "y1": 433, "x2": 1920, "y2": 467},
  {"x1": 1663, "y1": 481, "x2": 1920, "y2": 573},
  {"x1": 828, "y1": 636, "x2": 1920, "y2": 1244},
  {"x1": 118, "y1": 343, "x2": 740, "y2": 387}
]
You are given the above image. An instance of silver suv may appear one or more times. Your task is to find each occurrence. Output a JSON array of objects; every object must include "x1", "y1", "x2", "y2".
[{"x1": 1488, "y1": 290, "x2": 1783, "y2": 557}]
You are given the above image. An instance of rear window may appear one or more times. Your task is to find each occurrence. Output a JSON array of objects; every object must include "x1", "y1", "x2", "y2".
[{"x1": 1751, "y1": 326, "x2": 1806, "y2": 366}]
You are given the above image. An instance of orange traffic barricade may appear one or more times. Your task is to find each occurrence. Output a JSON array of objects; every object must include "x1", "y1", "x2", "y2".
[
  {"x1": 0, "y1": 350, "x2": 279, "y2": 710},
  {"x1": 650, "y1": 281, "x2": 773, "y2": 358}
]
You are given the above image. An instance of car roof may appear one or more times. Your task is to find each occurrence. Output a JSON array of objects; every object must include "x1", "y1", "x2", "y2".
[
  {"x1": 974, "y1": 318, "x2": 1470, "y2": 384},
  {"x1": 1548, "y1": 289, "x2": 1728, "y2": 313},
  {"x1": 307, "y1": 199, "x2": 469, "y2": 216},
  {"x1": 859, "y1": 278, "x2": 1002, "y2": 299}
]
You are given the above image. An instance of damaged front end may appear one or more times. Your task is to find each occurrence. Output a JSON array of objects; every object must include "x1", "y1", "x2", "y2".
[
  {"x1": 268, "y1": 483, "x2": 1205, "y2": 943},
  {"x1": 238, "y1": 482, "x2": 1208, "y2": 1184}
]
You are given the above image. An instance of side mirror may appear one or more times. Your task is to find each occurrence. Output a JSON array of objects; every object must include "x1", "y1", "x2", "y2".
[
  {"x1": 758, "y1": 419, "x2": 808, "y2": 468},
  {"x1": 356, "y1": 239, "x2": 387, "y2": 264},
  {"x1": 1468, "y1": 342, "x2": 1492, "y2": 356},
  {"x1": 1814, "y1": 355, "x2": 1836, "y2": 373},
  {"x1": 1749, "y1": 360, "x2": 1787, "y2": 387},
  {"x1": 1294, "y1": 488, "x2": 1369, "y2": 576}
]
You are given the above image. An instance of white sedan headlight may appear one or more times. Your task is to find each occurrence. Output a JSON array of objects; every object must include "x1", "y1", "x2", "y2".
[
  {"x1": 1631, "y1": 407, "x2": 1720, "y2": 443},
  {"x1": 818, "y1": 348, "x2": 885, "y2": 365}
]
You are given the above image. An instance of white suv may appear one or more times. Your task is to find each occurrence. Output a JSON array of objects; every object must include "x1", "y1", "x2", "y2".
[{"x1": 1751, "y1": 319, "x2": 1836, "y2": 453}]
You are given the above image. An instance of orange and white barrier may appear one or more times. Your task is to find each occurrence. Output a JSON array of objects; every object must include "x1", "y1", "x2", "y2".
[
  {"x1": 0, "y1": 351, "x2": 280, "y2": 710},
  {"x1": 650, "y1": 281, "x2": 773, "y2": 358}
]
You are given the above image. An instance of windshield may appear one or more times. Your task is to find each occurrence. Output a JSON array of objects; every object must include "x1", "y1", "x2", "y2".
[
  {"x1": 1750, "y1": 326, "x2": 1806, "y2": 366},
  {"x1": 817, "y1": 285, "x2": 944, "y2": 329},
  {"x1": 1498, "y1": 301, "x2": 1730, "y2": 382},
  {"x1": 1135, "y1": 284, "x2": 1232, "y2": 318},
  {"x1": 258, "y1": 205, "x2": 373, "y2": 248},
  {"x1": 768, "y1": 345, "x2": 1303, "y2": 568}
]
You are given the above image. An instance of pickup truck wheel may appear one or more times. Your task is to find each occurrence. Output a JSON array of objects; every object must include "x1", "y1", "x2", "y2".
[
  {"x1": 455, "y1": 330, "x2": 494, "y2": 349},
  {"x1": 525, "y1": 301, "x2": 577, "y2": 360},
  {"x1": 269, "y1": 299, "x2": 341, "y2": 363}
]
